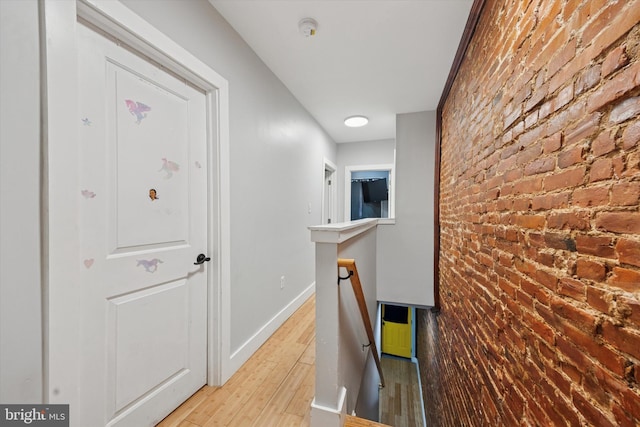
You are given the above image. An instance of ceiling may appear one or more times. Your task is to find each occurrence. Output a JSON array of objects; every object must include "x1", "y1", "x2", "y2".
[{"x1": 209, "y1": 0, "x2": 473, "y2": 143}]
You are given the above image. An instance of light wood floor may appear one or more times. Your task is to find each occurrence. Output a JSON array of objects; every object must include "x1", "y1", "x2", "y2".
[
  {"x1": 379, "y1": 356, "x2": 424, "y2": 427},
  {"x1": 157, "y1": 295, "x2": 392, "y2": 427},
  {"x1": 157, "y1": 296, "x2": 316, "y2": 427}
]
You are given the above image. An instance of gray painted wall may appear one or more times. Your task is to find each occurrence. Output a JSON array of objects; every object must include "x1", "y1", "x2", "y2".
[
  {"x1": 0, "y1": 0, "x2": 437, "y2": 403},
  {"x1": 0, "y1": 0, "x2": 337, "y2": 398},
  {"x1": 120, "y1": 0, "x2": 337, "y2": 354},
  {"x1": 378, "y1": 111, "x2": 436, "y2": 307},
  {"x1": 337, "y1": 227, "x2": 380, "y2": 418},
  {"x1": 335, "y1": 117, "x2": 437, "y2": 308},
  {"x1": 337, "y1": 139, "x2": 396, "y2": 222},
  {"x1": 0, "y1": 0, "x2": 43, "y2": 403}
]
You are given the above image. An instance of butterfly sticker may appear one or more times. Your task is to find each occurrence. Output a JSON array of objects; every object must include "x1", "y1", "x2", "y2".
[
  {"x1": 81, "y1": 118, "x2": 92, "y2": 126},
  {"x1": 81, "y1": 189, "x2": 96, "y2": 199},
  {"x1": 125, "y1": 99, "x2": 151, "y2": 124}
]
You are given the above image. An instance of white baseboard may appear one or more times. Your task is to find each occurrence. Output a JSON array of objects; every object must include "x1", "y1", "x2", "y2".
[
  {"x1": 310, "y1": 386, "x2": 347, "y2": 427},
  {"x1": 228, "y1": 282, "x2": 316, "y2": 375}
]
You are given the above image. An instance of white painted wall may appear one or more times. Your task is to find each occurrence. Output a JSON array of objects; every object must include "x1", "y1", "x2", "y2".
[
  {"x1": 337, "y1": 139, "x2": 396, "y2": 222},
  {"x1": 0, "y1": 0, "x2": 43, "y2": 403},
  {"x1": 377, "y1": 111, "x2": 436, "y2": 307},
  {"x1": 337, "y1": 228, "x2": 380, "y2": 418},
  {"x1": 120, "y1": 0, "x2": 337, "y2": 366},
  {"x1": 309, "y1": 219, "x2": 381, "y2": 427},
  {"x1": 353, "y1": 304, "x2": 382, "y2": 421},
  {"x1": 1, "y1": 0, "x2": 336, "y2": 397},
  {"x1": 336, "y1": 115, "x2": 436, "y2": 307},
  {"x1": 0, "y1": 0, "x2": 437, "y2": 405}
]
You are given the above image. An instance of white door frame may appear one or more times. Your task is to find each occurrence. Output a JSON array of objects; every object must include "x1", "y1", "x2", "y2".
[
  {"x1": 42, "y1": 0, "x2": 232, "y2": 413},
  {"x1": 321, "y1": 158, "x2": 337, "y2": 225},
  {"x1": 344, "y1": 164, "x2": 395, "y2": 221}
]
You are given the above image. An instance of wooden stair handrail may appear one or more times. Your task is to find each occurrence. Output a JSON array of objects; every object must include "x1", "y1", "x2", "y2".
[{"x1": 337, "y1": 258, "x2": 385, "y2": 388}]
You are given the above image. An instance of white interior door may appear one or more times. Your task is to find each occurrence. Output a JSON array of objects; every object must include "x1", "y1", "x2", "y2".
[{"x1": 76, "y1": 20, "x2": 210, "y2": 426}]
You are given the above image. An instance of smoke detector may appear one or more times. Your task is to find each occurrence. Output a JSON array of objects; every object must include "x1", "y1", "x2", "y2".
[{"x1": 299, "y1": 18, "x2": 318, "y2": 37}]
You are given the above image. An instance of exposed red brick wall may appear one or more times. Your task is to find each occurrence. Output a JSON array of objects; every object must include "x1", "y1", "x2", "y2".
[{"x1": 423, "y1": 0, "x2": 640, "y2": 425}]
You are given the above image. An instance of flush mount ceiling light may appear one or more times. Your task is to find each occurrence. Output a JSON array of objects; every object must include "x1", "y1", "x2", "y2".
[{"x1": 344, "y1": 115, "x2": 369, "y2": 127}]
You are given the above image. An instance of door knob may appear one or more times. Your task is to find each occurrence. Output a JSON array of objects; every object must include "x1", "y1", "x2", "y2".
[{"x1": 194, "y1": 253, "x2": 211, "y2": 265}]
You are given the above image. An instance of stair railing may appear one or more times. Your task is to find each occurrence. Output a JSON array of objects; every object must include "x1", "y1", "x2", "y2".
[{"x1": 337, "y1": 258, "x2": 385, "y2": 388}]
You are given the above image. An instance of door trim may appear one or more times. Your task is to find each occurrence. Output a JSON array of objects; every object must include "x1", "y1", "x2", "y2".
[
  {"x1": 322, "y1": 158, "x2": 337, "y2": 225},
  {"x1": 42, "y1": 0, "x2": 232, "y2": 412},
  {"x1": 344, "y1": 164, "x2": 395, "y2": 221}
]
